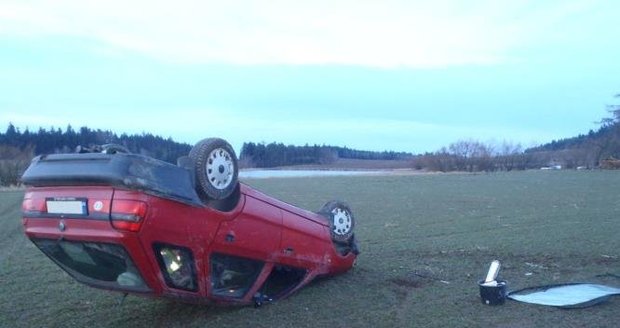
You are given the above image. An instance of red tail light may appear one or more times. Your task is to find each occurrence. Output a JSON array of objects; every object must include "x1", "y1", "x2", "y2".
[
  {"x1": 22, "y1": 197, "x2": 46, "y2": 215},
  {"x1": 111, "y1": 200, "x2": 148, "y2": 232}
]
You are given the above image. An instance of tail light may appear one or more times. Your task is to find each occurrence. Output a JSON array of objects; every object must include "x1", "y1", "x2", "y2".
[
  {"x1": 111, "y1": 200, "x2": 148, "y2": 232},
  {"x1": 22, "y1": 197, "x2": 46, "y2": 216}
]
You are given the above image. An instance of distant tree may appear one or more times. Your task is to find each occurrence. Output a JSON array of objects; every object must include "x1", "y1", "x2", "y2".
[
  {"x1": 5, "y1": 123, "x2": 18, "y2": 142},
  {"x1": 496, "y1": 141, "x2": 523, "y2": 171},
  {"x1": 600, "y1": 93, "x2": 620, "y2": 127},
  {"x1": 0, "y1": 144, "x2": 34, "y2": 186},
  {"x1": 447, "y1": 139, "x2": 495, "y2": 172}
]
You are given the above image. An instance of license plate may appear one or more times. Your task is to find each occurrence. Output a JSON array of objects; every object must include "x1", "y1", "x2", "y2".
[{"x1": 46, "y1": 198, "x2": 88, "y2": 215}]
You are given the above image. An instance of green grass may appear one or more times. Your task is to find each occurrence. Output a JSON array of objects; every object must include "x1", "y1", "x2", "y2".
[{"x1": 1, "y1": 171, "x2": 619, "y2": 327}]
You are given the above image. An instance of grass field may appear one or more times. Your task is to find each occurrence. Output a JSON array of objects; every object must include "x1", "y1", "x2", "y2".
[{"x1": 1, "y1": 170, "x2": 619, "y2": 327}]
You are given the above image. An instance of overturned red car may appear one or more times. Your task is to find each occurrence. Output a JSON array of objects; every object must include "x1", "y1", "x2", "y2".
[{"x1": 21, "y1": 138, "x2": 358, "y2": 306}]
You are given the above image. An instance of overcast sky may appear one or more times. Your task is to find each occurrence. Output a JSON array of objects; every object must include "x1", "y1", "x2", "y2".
[{"x1": 1, "y1": 0, "x2": 619, "y2": 153}]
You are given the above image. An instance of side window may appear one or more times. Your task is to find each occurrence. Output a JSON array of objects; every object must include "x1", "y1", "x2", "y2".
[
  {"x1": 257, "y1": 265, "x2": 307, "y2": 300},
  {"x1": 210, "y1": 253, "x2": 264, "y2": 299},
  {"x1": 153, "y1": 243, "x2": 198, "y2": 292}
]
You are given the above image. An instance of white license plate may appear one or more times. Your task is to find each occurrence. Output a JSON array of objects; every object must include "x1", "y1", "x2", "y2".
[{"x1": 46, "y1": 199, "x2": 87, "y2": 215}]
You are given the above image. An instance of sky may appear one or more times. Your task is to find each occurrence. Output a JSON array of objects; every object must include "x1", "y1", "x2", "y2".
[{"x1": 1, "y1": 0, "x2": 619, "y2": 154}]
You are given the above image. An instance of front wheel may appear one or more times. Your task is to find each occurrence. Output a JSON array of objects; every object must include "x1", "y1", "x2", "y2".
[
  {"x1": 318, "y1": 201, "x2": 355, "y2": 243},
  {"x1": 189, "y1": 138, "x2": 239, "y2": 200}
]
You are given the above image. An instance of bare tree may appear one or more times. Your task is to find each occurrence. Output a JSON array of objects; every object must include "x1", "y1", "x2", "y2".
[
  {"x1": 448, "y1": 139, "x2": 495, "y2": 172},
  {"x1": 0, "y1": 145, "x2": 34, "y2": 186},
  {"x1": 497, "y1": 141, "x2": 523, "y2": 171}
]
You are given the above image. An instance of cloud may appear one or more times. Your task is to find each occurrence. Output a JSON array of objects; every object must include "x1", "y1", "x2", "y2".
[{"x1": 0, "y1": 0, "x2": 592, "y2": 68}]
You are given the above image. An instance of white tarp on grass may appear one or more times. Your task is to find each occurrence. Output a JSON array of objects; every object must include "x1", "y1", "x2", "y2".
[{"x1": 508, "y1": 283, "x2": 620, "y2": 308}]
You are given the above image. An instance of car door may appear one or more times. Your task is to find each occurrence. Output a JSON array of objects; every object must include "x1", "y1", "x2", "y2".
[{"x1": 208, "y1": 194, "x2": 282, "y2": 300}]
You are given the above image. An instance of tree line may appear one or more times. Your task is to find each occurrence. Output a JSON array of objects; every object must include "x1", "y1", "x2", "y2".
[
  {"x1": 412, "y1": 140, "x2": 525, "y2": 172},
  {"x1": 1, "y1": 95, "x2": 619, "y2": 184},
  {"x1": 414, "y1": 102, "x2": 620, "y2": 172},
  {"x1": 0, "y1": 124, "x2": 192, "y2": 185},
  {"x1": 238, "y1": 101, "x2": 620, "y2": 171},
  {"x1": 239, "y1": 142, "x2": 413, "y2": 168},
  {"x1": 0, "y1": 124, "x2": 191, "y2": 164}
]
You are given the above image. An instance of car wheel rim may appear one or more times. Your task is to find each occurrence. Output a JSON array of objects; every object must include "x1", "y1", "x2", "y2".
[
  {"x1": 206, "y1": 148, "x2": 234, "y2": 190},
  {"x1": 332, "y1": 208, "x2": 352, "y2": 236}
]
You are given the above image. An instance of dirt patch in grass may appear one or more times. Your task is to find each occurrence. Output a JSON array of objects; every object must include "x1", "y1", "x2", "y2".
[{"x1": 389, "y1": 276, "x2": 426, "y2": 289}]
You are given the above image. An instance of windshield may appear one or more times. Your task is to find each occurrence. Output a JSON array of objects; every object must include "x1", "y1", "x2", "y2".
[{"x1": 33, "y1": 238, "x2": 150, "y2": 292}]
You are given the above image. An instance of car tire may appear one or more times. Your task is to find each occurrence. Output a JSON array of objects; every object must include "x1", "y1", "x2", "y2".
[
  {"x1": 318, "y1": 201, "x2": 355, "y2": 243},
  {"x1": 189, "y1": 138, "x2": 239, "y2": 200}
]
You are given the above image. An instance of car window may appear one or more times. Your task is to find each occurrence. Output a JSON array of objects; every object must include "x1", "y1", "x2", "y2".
[{"x1": 210, "y1": 253, "x2": 264, "y2": 299}]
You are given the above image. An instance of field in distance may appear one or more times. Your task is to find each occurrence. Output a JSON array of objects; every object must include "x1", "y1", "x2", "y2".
[{"x1": 1, "y1": 170, "x2": 619, "y2": 327}]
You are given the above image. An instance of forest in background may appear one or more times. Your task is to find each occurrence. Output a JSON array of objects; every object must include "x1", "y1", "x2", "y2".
[
  {"x1": 238, "y1": 142, "x2": 412, "y2": 168},
  {"x1": 0, "y1": 125, "x2": 191, "y2": 185},
  {"x1": 0, "y1": 125, "x2": 192, "y2": 164},
  {"x1": 1, "y1": 98, "x2": 619, "y2": 185}
]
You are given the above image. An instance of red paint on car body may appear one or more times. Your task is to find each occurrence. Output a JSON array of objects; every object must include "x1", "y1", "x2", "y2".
[{"x1": 23, "y1": 183, "x2": 357, "y2": 305}]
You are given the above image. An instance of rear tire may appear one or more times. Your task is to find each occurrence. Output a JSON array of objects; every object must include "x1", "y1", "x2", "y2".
[
  {"x1": 318, "y1": 201, "x2": 355, "y2": 243},
  {"x1": 189, "y1": 138, "x2": 239, "y2": 200}
]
